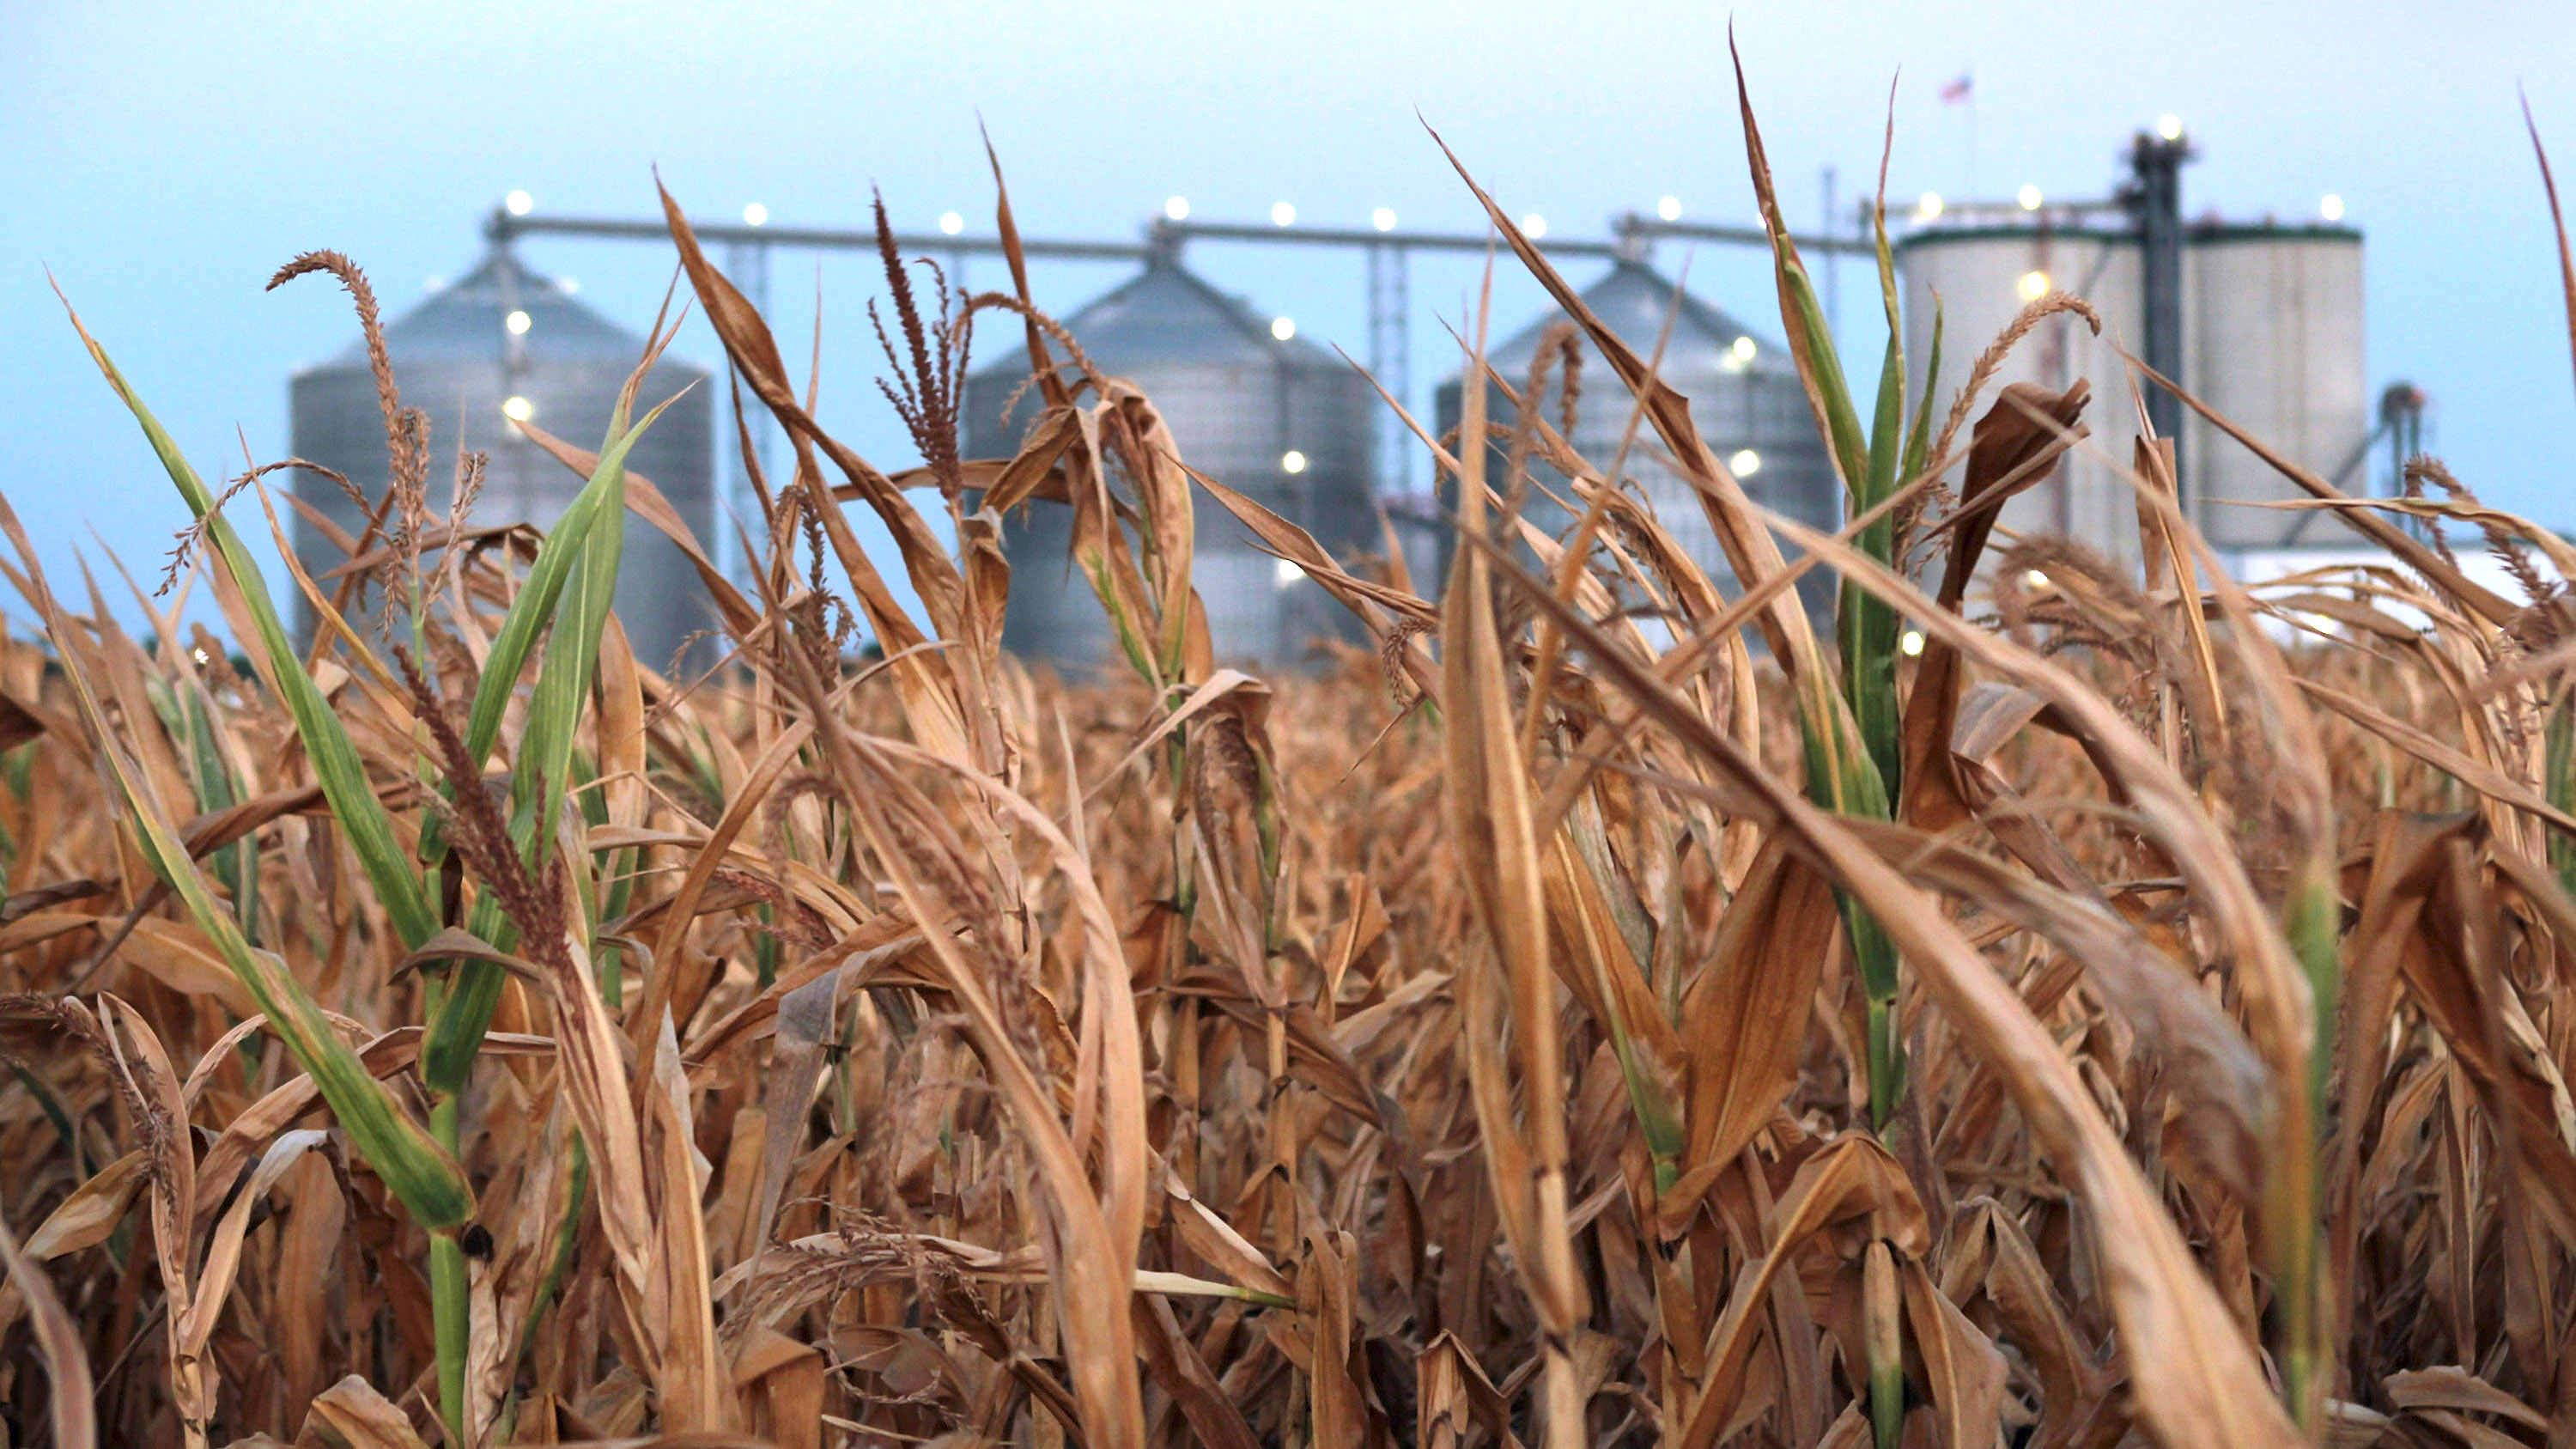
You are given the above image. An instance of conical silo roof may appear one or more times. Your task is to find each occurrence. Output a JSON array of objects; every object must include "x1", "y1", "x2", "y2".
[
  {"x1": 965, "y1": 256, "x2": 1377, "y2": 670},
  {"x1": 1479, "y1": 258, "x2": 1787, "y2": 381},
  {"x1": 325, "y1": 249, "x2": 640, "y2": 368},
  {"x1": 976, "y1": 255, "x2": 1338, "y2": 372}
]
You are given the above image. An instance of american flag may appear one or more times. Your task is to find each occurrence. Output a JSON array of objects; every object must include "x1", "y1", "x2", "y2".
[{"x1": 1939, "y1": 74, "x2": 1973, "y2": 104}]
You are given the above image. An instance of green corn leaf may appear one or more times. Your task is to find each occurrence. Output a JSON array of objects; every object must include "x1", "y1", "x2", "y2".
[
  {"x1": 2, "y1": 505, "x2": 472, "y2": 1229},
  {"x1": 9, "y1": 1062, "x2": 82, "y2": 1169},
  {"x1": 151, "y1": 677, "x2": 259, "y2": 941},
  {"x1": 58, "y1": 304, "x2": 438, "y2": 948},
  {"x1": 423, "y1": 891, "x2": 520, "y2": 1099},
  {"x1": 1778, "y1": 261, "x2": 1869, "y2": 499},
  {"x1": 514, "y1": 435, "x2": 630, "y2": 865},
  {"x1": 1750, "y1": 174, "x2": 1916, "y2": 1130},
  {"x1": 1079, "y1": 545, "x2": 1158, "y2": 685},
  {"x1": 456, "y1": 394, "x2": 675, "y2": 776},
  {"x1": 1842, "y1": 329, "x2": 1908, "y2": 801},
  {"x1": 1902, "y1": 305, "x2": 1944, "y2": 489},
  {"x1": 423, "y1": 398, "x2": 670, "y2": 1094}
]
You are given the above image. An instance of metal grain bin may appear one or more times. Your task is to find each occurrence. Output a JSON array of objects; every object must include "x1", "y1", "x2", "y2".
[
  {"x1": 289, "y1": 247, "x2": 716, "y2": 672},
  {"x1": 1431, "y1": 259, "x2": 1838, "y2": 621},
  {"x1": 963, "y1": 258, "x2": 1377, "y2": 670}
]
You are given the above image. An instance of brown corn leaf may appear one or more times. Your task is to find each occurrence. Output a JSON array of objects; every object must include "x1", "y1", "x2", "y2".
[
  {"x1": 2385, "y1": 1367, "x2": 2549, "y2": 1432},
  {"x1": 731, "y1": 1329, "x2": 824, "y2": 1449},
  {"x1": 0, "y1": 1183, "x2": 95, "y2": 1449},
  {"x1": 1899, "y1": 380, "x2": 2090, "y2": 837},
  {"x1": 1899, "y1": 1254, "x2": 2008, "y2": 1449},
  {"x1": 1482, "y1": 533, "x2": 2304, "y2": 1449},
  {"x1": 747, "y1": 962, "x2": 846, "y2": 1271},
  {"x1": 1133, "y1": 1291, "x2": 1262, "y2": 1449},
  {"x1": 1427, "y1": 119, "x2": 1817, "y2": 673},
  {"x1": 646, "y1": 1008, "x2": 728, "y2": 1430},
  {"x1": 1418, "y1": 1331, "x2": 1526, "y2": 1449},
  {"x1": 1679, "y1": 838, "x2": 1840, "y2": 1183},
  {"x1": 299, "y1": 1374, "x2": 431, "y2": 1449}
]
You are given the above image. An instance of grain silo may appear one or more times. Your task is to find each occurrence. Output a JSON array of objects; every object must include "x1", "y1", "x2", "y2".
[
  {"x1": 963, "y1": 256, "x2": 1377, "y2": 669},
  {"x1": 1431, "y1": 259, "x2": 1840, "y2": 618},
  {"x1": 1894, "y1": 224, "x2": 2150, "y2": 564},
  {"x1": 289, "y1": 246, "x2": 717, "y2": 671},
  {"x1": 1894, "y1": 137, "x2": 2365, "y2": 569},
  {"x1": 2184, "y1": 230, "x2": 2366, "y2": 549}
]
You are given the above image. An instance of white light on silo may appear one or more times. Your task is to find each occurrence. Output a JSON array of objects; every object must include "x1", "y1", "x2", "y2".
[
  {"x1": 1164, "y1": 196, "x2": 1189, "y2": 222},
  {"x1": 742, "y1": 203, "x2": 769, "y2": 227},
  {"x1": 2157, "y1": 114, "x2": 2183, "y2": 141},
  {"x1": 1657, "y1": 195, "x2": 1682, "y2": 221},
  {"x1": 1900, "y1": 630, "x2": 1926, "y2": 656},
  {"x1": 1731, "y1": 336, "x2": 1757, "y2": 362},
  {"x1": 2320, "y1": 193, "x2": 2345, "y2": 222},
  {"x1": 504, "y1": 190, "x2": 533, "y2": 216},
  {"x1": 2019, "y1": 270, "x2": 2051, "y2": 301},
  {"x1": 505, "y1": 309, "x2": 532, "y2": 336},
  {"x1": 1371, "y1": 207, "x2": 1397, "y2": 232},
  {"x1": 2017, "y1": 184, "x2": 2043, "y2": 211},
  {"x1": 939, "y1": 211, "x2": 964, "y2": 234},
  {"x1": 1729, "y1": 448, "x2": 1761, "y2": 477},
  {"x1": 1281, "y1": 449, "x2": 1308, "y2": 474},
  {"x1": 1271, "y1": 316, "x2": 1296, "y2": 341},
  {"x1": 1520, "y1": 213, "x2": 1546, "y2": 238},
  {"x1": 1917, "y1": 192, "x2": 1943, "y2": 219},
  {"x1": 1271, "y1": 201, "x2": 1296, "y2": 226},
  {"x1": 501, "y1": 396, "x2": 535, "y2": 423}
]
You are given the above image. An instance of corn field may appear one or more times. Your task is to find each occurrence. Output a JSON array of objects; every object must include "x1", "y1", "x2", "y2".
[{"x1": 4, "y1": 68, "x2": 2576, "y2": 1449}]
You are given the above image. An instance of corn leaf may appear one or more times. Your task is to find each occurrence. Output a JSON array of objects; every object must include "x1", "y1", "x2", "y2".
[{"x1": 53, "y1": 291, "x2": 437, "y2": 948}]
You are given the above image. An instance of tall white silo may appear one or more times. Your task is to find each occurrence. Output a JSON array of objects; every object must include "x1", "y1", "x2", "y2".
[
  {"x1": 1895, "y1": 225, "x2": 2148, "y2": 570},
  {"x1": 1897, "y1": 204, "x2": 2366, "y2": 571},
  {"x1": 2184, "y1": 228, "x2": 2367, "y2": 550}
]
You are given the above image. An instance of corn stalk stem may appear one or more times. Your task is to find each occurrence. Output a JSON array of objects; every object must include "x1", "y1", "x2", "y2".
[
  {"x1": 2282, "y1": 869, "x2": 2340, "y2": 1434},
  {"x1": 429, "y1": 1220, "x2": 470, "y2": 1444}
]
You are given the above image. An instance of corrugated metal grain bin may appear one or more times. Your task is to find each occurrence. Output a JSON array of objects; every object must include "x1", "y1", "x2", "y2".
[
  {"x1": 1432, "y1": 259, "x2": 1838, "y2": 620},
  {"x1": 963, "y1": 258, "x2": 1377, "y2": 669},
  {"x1": 289, "y1": 247, "x2": 715, "y2": 670}
]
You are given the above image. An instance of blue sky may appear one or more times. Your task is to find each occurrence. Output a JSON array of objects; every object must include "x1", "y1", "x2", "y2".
[{"x1": 3, "y1": 0, "x2": 2571, "y2": 634}]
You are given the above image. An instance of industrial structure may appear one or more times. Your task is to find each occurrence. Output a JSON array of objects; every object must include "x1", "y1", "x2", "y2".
[
  {"x1": 1895, "y1": 125, "x2": 2378, "y2": 569},
  {"x1": 355, "y1": 134, "x2": 2380, "y2": 672},
  {"x1": 961, "y1": 257, "x2": 1380, "y2": 667},
  {"x1": 1431, "y1": 259, "x2": 1841, "y2": 621},
  {"x1": 481, "y1": 201, "x2": 1864, "y2": 669},
  {"x1": 288, "y1": 247, "x2": 717, "y2": 671}
]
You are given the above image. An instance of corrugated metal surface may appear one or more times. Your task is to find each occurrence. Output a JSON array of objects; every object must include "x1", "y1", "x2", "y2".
[
  {"x1": 963, "y1": 259, "x2": 1377, "y2": 670},
  {"x1": 289, "y1": 248, "x2": 716, "y2": 670},
  {"x1": 1894, "y1": 222, "x2": 2365, "y2": 564},
  {"x1": 1431, "y1": 259, "x2": 1838, "y2": 619}
]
